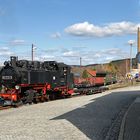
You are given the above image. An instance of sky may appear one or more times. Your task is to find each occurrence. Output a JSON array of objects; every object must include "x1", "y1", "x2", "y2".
[{"x1": 0, "y1": 0, "x2": 140, "y2": 65}]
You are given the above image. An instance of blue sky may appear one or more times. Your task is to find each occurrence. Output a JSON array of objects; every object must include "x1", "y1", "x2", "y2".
[{"x1": 0, "y1": 0, "x2": 140, "y2": 65}]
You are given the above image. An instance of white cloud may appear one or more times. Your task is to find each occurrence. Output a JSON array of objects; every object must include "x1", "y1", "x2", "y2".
[
  {"x1": 61, "y1": 48, "x2": 129, "y2": 65},
  {"x1": 40, "y1": 55, "x2": 55, "y2": 60},
  {"x1": 0, "y1": 47, "x2": 14, "y2": 57},
  {"x1": 63, "y1": 51, "x2": 79, "y2": 57},
  {"x1": 65, "y1": 21, "x2": 140, "y2": 37},
  {"x1": 50, "y1": 32, "x2": 61, "y2": 39},
  {"x1": 94, "y1": 53, "x2": 101, "y2": 58},
  {"x1": 42, "y1": 48, "x2": 59, "y2": 53},
  {"x1": 62, "y1": 48, "x2": 129, "y2": 65},
  {"x1": 0, "y1": 44, "x2": 130, "y2": 66},
  {"x1": 9, "y1": 39, "x2": 27, "y2": 46}
]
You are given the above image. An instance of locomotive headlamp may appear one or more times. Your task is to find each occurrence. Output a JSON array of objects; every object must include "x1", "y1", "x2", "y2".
[{"x1": 15, "y1": 85, "x2": 20, "y2": 90}]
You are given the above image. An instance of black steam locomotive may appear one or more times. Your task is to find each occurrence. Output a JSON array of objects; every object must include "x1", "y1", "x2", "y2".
[{"x1": 0, "y1": 56, "x2": 74, "y2": 106}]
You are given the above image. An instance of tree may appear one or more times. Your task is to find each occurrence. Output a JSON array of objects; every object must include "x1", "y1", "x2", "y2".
[
  {"x1": 92, "y1": 67, "x2": 96, "y2": 71},
  {"x1": 82, "y1": 70, "x2": 88, "y2": 79}
]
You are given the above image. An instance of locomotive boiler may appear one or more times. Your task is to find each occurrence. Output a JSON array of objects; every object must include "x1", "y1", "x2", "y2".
[{"x1": 0, "y1": 56, "x2": 74, "y2": 106}]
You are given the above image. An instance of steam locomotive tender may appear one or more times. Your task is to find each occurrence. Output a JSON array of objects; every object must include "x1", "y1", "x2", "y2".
[{"x1": 0, "y1": 56, "x2": 74, "y2": 106}]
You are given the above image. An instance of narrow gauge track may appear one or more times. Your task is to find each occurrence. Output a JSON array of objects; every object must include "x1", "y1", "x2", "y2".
[
  {"x1": 0, "y1": 106, "x2": 12, "y2": 110},
  {"x1": 0, "y1": 86, "x2": 108, "y2": 111}
]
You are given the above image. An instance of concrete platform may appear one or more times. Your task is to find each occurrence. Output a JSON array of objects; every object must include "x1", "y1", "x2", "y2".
[{"x1": 119, "y1": 97, "x2": 140, "y2": 140}]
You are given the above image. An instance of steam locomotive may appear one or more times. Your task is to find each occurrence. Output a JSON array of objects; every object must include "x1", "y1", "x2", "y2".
[{"x1": 0, "y1": 56, "x2": 74, "y2": 106}]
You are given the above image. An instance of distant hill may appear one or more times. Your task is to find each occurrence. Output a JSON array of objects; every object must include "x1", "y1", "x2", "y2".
[{"x1": 71, "y1": 58, "x2": 137, "y2": 80}]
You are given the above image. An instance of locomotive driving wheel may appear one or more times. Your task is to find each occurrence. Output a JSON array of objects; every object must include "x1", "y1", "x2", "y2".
[{"x1": 23, "y1": 89, "x2": 36, "y2": 104}]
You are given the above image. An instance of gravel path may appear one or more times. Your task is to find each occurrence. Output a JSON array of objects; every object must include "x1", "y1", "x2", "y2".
[{"x1": 0, "y1": 86, "x2": 140, "y2": 140}]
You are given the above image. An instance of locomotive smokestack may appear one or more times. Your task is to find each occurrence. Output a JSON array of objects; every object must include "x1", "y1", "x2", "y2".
[{"x1": 10, "y1": 56, "x2": 17, "y2": 67}]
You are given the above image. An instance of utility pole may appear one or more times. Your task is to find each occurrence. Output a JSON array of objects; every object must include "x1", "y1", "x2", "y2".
[
  {"x1": 31, "y1": 44, "x2": 34, "y2": 61},
  {"x1": 80, "y1": 57, "x2": 82, "y2": 66},
  {"x1": 31, "y1": 44, "x2": 37, "y2": 61},
  {"x1": 128, "y1": 40, "x2": 135, "y2": 73},
  {"x1": 130, "y1": 43, "x2": 133, "y2": 72}
]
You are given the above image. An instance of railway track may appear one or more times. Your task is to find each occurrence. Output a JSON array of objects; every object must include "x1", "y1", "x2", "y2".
[
  {"x1": 0, "y1": 106, "x2": 12, "y2": 110},
  {"x1": 0, "y1": 86, "x2": 109, "y2": 111}
]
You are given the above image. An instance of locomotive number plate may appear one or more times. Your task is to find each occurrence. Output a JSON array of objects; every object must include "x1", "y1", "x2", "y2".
[{"x1": 2, "y1": 76, "x2": 12, "y2": 80}]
